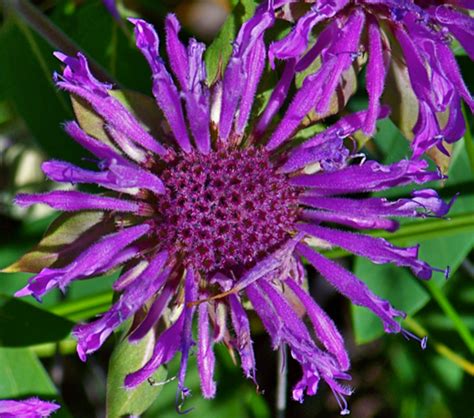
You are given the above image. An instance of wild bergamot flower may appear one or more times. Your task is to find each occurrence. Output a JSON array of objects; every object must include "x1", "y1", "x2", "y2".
[
  {"x1": 269, "y1": 0, "x2": 474, "y2": 157},
  {"x1": 11, "y1": 4, "x2": 454, "y2": 414}
]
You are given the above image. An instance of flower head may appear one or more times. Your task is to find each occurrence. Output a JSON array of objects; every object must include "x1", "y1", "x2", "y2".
[
  {"x1": 12, "y1": 4, "x2": 454, "y2": 414},
  {"x1": 0, "y1": 398, "x2": 60, "y2": 418},
  {"x1": 270, "y1": 0, "x2": 474, "y2": 157}
]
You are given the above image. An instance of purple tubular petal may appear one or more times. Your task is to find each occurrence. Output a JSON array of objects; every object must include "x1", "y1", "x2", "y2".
[
  {"x1": 63, "y1": 122, "x2": 127, "y2": 163},
  {"x1": 287, "y1": 278, "x2": 349, "y2": 370},
  {"x1": 287, "y1": 278, "x2": 348, "y2": 371},
  {"x1": 54, "y1": 52, "x2": 167, "y2": 157},
  {"x1": 233, "y1": 237, "x2": 299, "y2": 292},
  {"x1": 124, "y1": 311, "x2": 185, "y2": 388},
  {"x1": 73, "y1": 251, "x2": 169, "y2": 361},
  {"x1": 279, "y1": 136, "x2": 349, "y2": 174},
  {"x1": 235, "y1": 38, "x2": 266, "y2": 135},
  {"x1": 291, "y1": 160, "x2": 441, "y2": 193},
  {"x1": 435, "y1": 42, "x2": 474, "y2": 113},
  {"x1": 0, "y1": 398, "x2": 60, "y2": 418},
  {"x1": 315, "y1": 10, "x2": 365, "y2": 114},
  {"x1": 303, "y1": 107, "x2": 390, "y2": 150},
  {"x1": 431, "y1": 5, "x2": 474, "y2": 60},
  {"x1": 300, "y1": 189, "x2": 453, "y2": 219},
  {"x1": 178, "y1": 269, "x2": 198, "y2": 395},
  {"x1": 128, "y1": 285, "x2": 173, "y2": 342},
  {"x1": 15, "y1": 191, "x2": 139, "y2": 213},
  {"x1": 269, "y1": 0, "x2": 348, "y2": 63},
  {"x1": 219, "y1": 5, "x2": 274, "y2": 141},
  {"x1": 197, "y1": 303, "x2": 216, "y2": 398},
  {"x1": 295, "y1": 20, "x2": 338, "y2": 72},
  {"x1": 265, "y1": 61, "x2": 335, "y2": 151},
  {"x1": 298, "y1": 223, "x2": 435, "y2": 279},
  {"x1": 254, "y1": 59, "x2": 296, "y2": 137},
  {"x1": 255, "y1": 281, "x2": 352, "y2": 409},
  {"x1": 15, "y1": 224, "x2": 150, "y2": 299},
  {"x1": 411, "y1": 101, "x2": 441, "y2": 158},
  {"x1": 165, "y1": 14, "x2": 189, "y2": 90},
  {"x1": 104, "y1": 124, "x2": 147, "y2": 163},
  {"x1": 42, "y1": 160, "x2": 165, "y2": 195},
  {"x1": 129, "y1": 19, "x2": 192, "y2": 153},
  {"x1": 364, "y1": 15, "x2": 388, "y2": 135},
  {"x1": 296, "y1": 243, "x2": 405, "y2": 333},
  {"x1": 228, "y1": 294, "x2": 256, "y2": 380},
  {"x1": 301, "y1": 209, "x2": 400, "y2": 232},
  {"x1": 183, "y1": 39, "x2": 211, "y2": 154},
  {"x1": 442, "y1": 94, "x2": 466, "y2": 142},
  {"x1": 393, "y1": 27, "x2": 433, "y2": 107},
  {"x1": 245, "y1": 283, "x2": 282, "y2": 347}
]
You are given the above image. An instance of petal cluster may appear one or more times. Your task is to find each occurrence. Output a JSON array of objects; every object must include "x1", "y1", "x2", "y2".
[{"x1": 270, "y1": 0, "x2": 474, "y2": 156}]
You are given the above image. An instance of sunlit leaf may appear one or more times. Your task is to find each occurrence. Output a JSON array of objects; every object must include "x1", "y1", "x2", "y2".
[
  {"x1": 205, "y1": 0, "x2": 257, "y2": 83},
  {"x1": 106, "y1": 325, "x2": 167, "y2": 418},
  {"x1": 2, "y1": 211, "x2": 109, "y2": 273}
]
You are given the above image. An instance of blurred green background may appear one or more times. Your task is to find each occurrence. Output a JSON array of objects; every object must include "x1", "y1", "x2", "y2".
[{"x1": 0, "y1": 1, "x2": 473, "y2": 417}]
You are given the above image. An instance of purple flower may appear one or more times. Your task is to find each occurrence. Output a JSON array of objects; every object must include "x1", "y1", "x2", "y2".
[
  {"x1": 270, "y1": 0, "x2": 474, "y2": 158},
  {"x1": 12, "y1": 5, "x2": 454, "y2": 414},
  {"x1": 0, "y1": 398, "x2": 60, "y2": 418}
]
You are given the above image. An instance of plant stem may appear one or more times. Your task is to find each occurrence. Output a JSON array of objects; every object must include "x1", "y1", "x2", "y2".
[{"x1": 276, "y1": 345, "x2": 288, "y2": 418}]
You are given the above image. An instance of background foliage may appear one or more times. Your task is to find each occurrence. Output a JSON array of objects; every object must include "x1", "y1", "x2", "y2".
[{"x1": 0, "y1": 1, "x2": 473, "y2": 417}]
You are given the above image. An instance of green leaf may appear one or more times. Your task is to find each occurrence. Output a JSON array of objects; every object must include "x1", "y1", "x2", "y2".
[
  {"x1": 0, "y1": 14, "x2": 85, "y2": 164},
  {"x1": 106, "y1": 326, "x2": 167, "y2": 418},
  {"x1": 0, "y1": 347, "x2": 72, "y2": 417},
  {"x1": 205, "y1": 0, "x2": 257, "y2": 83},
  {"x1": 0, "y1": 294, "x2": 74, "y2": 347},
  {"x1": 2, "y1": 211, "x2": 108, "y2": 274}
]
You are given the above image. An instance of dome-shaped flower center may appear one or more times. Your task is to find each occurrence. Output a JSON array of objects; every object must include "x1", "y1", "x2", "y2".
[{"x1": 155, "y1": 147, "x2": 299, "y2": 274}]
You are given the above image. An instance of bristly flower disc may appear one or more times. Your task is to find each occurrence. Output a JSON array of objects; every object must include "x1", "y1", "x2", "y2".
[{"x1": 10, "y1": 2, "x2": 456, "y2": 414}]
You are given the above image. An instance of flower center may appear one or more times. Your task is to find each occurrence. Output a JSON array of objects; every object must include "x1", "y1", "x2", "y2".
[{"x1": 155, "y1": 147, "x2": 299, "y2": 275}]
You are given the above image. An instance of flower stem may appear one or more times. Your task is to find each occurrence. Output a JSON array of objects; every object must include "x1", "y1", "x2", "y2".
[{"x1": 276, "y1": 344, "x2": 288, "y2": 418}]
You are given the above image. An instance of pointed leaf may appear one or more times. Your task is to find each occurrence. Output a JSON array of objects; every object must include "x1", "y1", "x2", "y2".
[
  {"x1": 106, "y1": 326, "x2": 167, "y2": 418},
  {"x1": 2, "y1": 211, "x2": 109, "y2": 273}
]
